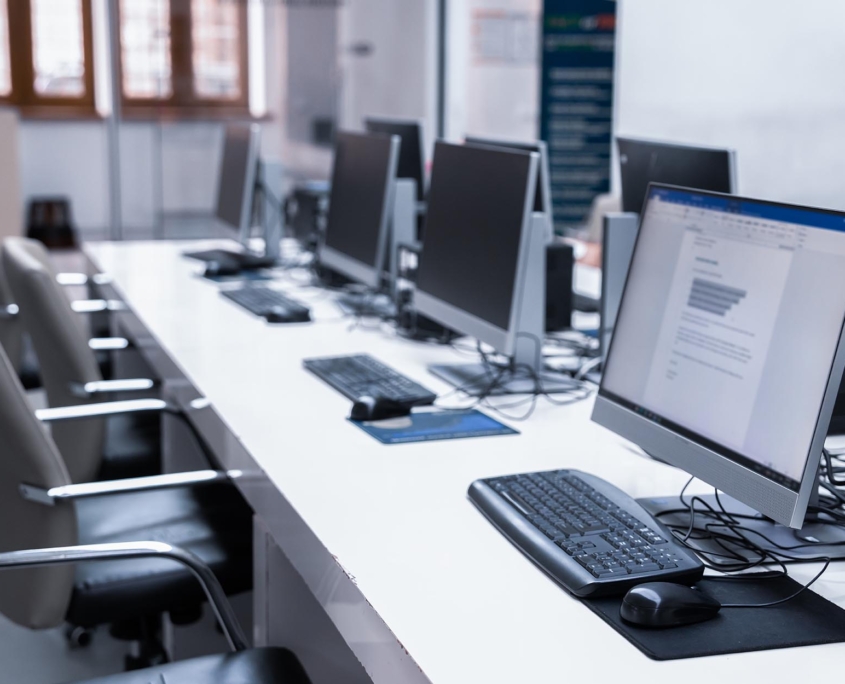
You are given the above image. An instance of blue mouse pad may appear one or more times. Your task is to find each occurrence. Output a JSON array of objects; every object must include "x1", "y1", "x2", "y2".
[{"x1": 350, "y1": 409, "x2": 518, "y2": 444}]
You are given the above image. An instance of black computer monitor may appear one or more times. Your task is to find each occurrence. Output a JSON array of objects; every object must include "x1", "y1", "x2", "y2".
[
  {"x1": 595, "y1": 184, "x2": 845, "y2": 554},
  {"x1": 364, "y1": 118, "x2": 426, "y2": 202},
  {"x1": 617, "y1": 137, "x2": 736, "y2": 214},
  {"x1": 465, "y1": 137, "x2": 552, "y2": 219},
  {"x1": 415, "y1": 142, "x2": 577, "y2": 395},
  {"x1": 216, "y1": 123, "x2": 261, "y2": 244},
  {"x1": 321, "y1": 131, "x2": 400, "y2": 289}
]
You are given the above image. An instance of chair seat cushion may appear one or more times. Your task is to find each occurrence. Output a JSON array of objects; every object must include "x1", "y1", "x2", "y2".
[
  {"x1": 70, "y1": 648, "x2": 310, "y2": 684},
  {"x1": 99, "y1": 411, "x2": 162, "y2": 480},
  {"x1": 66, "y1": 484, "x2": 252, "y2": 627}
]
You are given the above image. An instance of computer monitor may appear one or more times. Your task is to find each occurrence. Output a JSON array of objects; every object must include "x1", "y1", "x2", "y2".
[
  {"x1": 216, "y1": 123, "x2": 261, "y2": 245},
  {"x1": 593, "y1": 184, "x2": 845, "y2": 533},
  {"x1": 415, "y1": 141, "x2": 576, "y2": 395},
  {"x1": 364, "y1": 118, "x2": 426, "y2": 202},
  {"x1": 465, "y1": 136, "x2": 553, "y2": 225},
  {"x1": 320, "y1": 130, "x2": 400, "y2": 290},
  {"x1": 617, "y1": 137, "x2": 736, "y2": 214}
]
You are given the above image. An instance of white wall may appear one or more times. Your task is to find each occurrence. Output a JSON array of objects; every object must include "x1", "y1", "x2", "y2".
[{"x1": 615, "y1": 0, "x2": 845, "y2": 210}]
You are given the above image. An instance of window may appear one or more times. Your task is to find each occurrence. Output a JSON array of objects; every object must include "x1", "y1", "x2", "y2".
[
  {"x1": 0, "y1": 0, "x2": 10, "y2": 97},
  {"x1": 119, "y1": 0, "x2": 249, "y2": 116},
  {"x1": 0, "y1": 0, "x2": 96, "y2": 115}
]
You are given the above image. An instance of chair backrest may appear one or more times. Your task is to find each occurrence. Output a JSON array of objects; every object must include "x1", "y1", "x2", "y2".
[
  {"x1": 0, "y1": 250, "x2": 23, "y2": 373},
  {"x1": 1, "y1": 237, "x2": 105, "y2": 483},
  {"x1": 0, "y1": 343, "x2": 77, "y2": 629}
]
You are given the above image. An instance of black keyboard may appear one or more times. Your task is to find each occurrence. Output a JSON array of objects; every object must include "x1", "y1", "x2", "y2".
[
  {"x1": 222, "y1": 287, "x2": 311, "y2": 322},
  {"x1": 469, "y1": 469, "x2": 704, "y2": 597},
  {"x1": 184, "y1": 249, "x2": 275, "y2": 270},
  {"x1": 303, "y1": 354, "x2": 437, "y2": 405}
]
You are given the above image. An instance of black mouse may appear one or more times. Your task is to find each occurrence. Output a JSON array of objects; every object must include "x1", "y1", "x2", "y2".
[
  {"x1": 350, "y1": 396, "x2": 413, "y2": 422},
  {"x1": 264, "y1": 306, "x2": 311, "y2": 324},
  {"x1": 620, "y1": 582, "x2": 721, "y2": 628},
  {"x1": 204, "y1": 260, "x2": 241, "y2": 278}
]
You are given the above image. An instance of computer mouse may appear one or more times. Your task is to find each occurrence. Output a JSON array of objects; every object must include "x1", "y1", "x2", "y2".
[
  {"x1": 350, "y1": 396, "x2": 413, "y2": 422},
  {"x1": 620, "y1": 582, "x2": 721, "y2": 628},
  {"x1": 264, "y1": 306, "x2": 311, "y2": 324},
  {"x1": 204, "y1": 260, "x2": 241, "y2": 278}
]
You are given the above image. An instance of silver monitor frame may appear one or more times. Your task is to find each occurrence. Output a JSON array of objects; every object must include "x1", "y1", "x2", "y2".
[
  {"x1": 320, "y1": 132, "x2": 401, "y2": 290},
  {"x1": 592, "y1": 185, "x2": 845, "y2": 529},
  {"x1": 415, "y1": 150, "x2": 540, "y2": 359},
  {"x1": 465, "y1": 136, "x2": 554, "y2": 222}
]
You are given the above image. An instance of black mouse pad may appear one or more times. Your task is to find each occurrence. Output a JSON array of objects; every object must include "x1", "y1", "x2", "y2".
[{"x1": 582, "y1": 575, "x2": 845, "y2": 660}]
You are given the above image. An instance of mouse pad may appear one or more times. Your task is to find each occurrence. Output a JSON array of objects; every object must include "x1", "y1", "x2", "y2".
[
  {"x1": 349, "y1": 409, "x2": 518, "y2": 444},
  {"x1": 582, "y1": 574, "x2": 845, "y2": 660}
]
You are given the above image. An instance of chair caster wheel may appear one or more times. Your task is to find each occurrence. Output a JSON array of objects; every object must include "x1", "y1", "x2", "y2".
[
  {"x1": 65, "y1": 625, "x2": 93, "y2": 650},
  {"x1": 124, "y1": 650, "x2": 167, "y2": 671}
]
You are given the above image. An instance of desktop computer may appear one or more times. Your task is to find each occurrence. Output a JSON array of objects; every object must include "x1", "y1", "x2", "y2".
[
  {"x1": 184, "y1": 124, "x2": 283, "y2": 271},
  {"x1": 318, "y1": 130, "x2": 400, "y2": 315},
  {"x1": 469, "y1": 184, "x2": 845, "y2": 596},
  {"x1": 595, "y1": 184, "x2": 845, "y2": 555},
  {"x1": 617, "y1": 136, "x2": 736, "y2": 214},
  {"x1": 465, "y1": 136, "x2": 574, "y2": 329},
  {"x1": 415, "y1": 141, "x2": 578, "y2": 395},
  {"x1": 365, "y1": 118, "x2": 427, "y2": 204},
  {"x1": 591, "y1": 138, "x2": 739, "y2": 376}
]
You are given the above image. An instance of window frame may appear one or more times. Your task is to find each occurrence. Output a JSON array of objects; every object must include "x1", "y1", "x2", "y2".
[
  {"x1": 118, "y1": 0, "x2": 250, "y2": 120},
  {"x1": 2, "y1": 0, "x2": 97, "y2": 118}
]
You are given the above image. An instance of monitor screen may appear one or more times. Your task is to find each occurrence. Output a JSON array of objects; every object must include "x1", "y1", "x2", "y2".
[
  {"x1": 416, "y1": 142, "x2": 535, "y2": 332},
  {"x1": 465, "y1": 137, "x2": 548, "y2": 216},
  {"x1": 216, "y1": 124, "x2": 258, "y2": 234},
  {"x1": 600, "y1": 186, "x2": 845, "y2": 499},
  {"x1": 365, "y1": 119, "x2": 426, "y2": 201},
  {"x1": 617, "y1": 137, "x2": 734, "y2": 214},
  {"x1": 324, "y1": 131, "x2": 397, "y2": 276}
]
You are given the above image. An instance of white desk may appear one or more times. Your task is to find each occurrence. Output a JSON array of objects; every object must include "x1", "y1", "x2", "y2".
[{"x1": 86, "y1": 239, "x2": 845, "y2": 683}]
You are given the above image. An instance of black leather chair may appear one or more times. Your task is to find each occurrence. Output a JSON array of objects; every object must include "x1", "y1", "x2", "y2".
[
  {"x1": 0, "y1": 544, "x2": 310, "y2": 684},
  {"x1": 2, "y1": 237, "x2": 162, "y2": 482},
  {"x1": 0, "y1": 342, "x2": 254, "y2": 667}
]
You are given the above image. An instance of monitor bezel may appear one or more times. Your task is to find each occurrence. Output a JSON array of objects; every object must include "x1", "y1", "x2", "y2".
[
  {"x1": 592, "y1": 183, "x2": 845, "y2": 529},
  {"x1": 215, "y1": 123, "x2": 261, "y2": 248},
  {"x1": 465, "y1": 136, "x2": 553, "y2": 221},
  {"x1": 615, "y1": 135, "x2": 738, "y2": 215},
  {"x1": 414, "y1": 142, "x2": 539, "y2": 358},
  {"x1": 364, "y1": 117, "x2": 427, "y2": 201},
  {"x1": 320, "y1": 131, "x2": 401, "y2": 290}
]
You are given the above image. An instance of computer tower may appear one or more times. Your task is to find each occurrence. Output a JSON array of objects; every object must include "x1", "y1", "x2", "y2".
[{"x1": 545, "y1": 242, "x2": 574, "y2": 332}]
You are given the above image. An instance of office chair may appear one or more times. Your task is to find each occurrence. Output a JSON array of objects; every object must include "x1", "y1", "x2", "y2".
[
  {"x1": 0, "y1": 343, "x2": 260, "y2": 672},
  {"x1": 1, "y1": 237, "x2": 162, "y2": 483},
  {"x1": 0, "y1": 545, "x2": 310, "y2": 684}
]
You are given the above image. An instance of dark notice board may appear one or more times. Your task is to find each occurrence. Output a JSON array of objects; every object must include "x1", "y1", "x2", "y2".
[{"x1": 540, "y1": 0, "x2": 617, "y2": 233}]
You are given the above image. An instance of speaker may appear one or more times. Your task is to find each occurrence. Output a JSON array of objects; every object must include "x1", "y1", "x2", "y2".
[{"x1": 545, "y1": 242, "x2": 574, "y2": 332}]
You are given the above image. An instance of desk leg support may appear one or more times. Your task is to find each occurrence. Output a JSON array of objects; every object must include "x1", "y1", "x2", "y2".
[{"x1": 254, "y1": 519, "x2": 375, "y2": 684}]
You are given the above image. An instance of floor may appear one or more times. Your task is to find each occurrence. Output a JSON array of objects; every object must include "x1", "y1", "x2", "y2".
[{"x1": 0, "y1": 618, "x2": 130, "y2": 684}]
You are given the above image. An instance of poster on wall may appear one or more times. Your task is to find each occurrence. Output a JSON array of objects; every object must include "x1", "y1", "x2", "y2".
[{"x1": 540, "y1": 0, "x2": 616, "y2": 233}]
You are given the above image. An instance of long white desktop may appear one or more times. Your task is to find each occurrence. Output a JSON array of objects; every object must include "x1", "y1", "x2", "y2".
[{"x1": 85, "y1": 239, "x2": 845, "y2": 683}]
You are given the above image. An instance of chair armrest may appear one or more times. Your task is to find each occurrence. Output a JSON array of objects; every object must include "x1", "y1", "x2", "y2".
[
  {"x1": 69, "y1": 379, "x2": 157, "y2": 398},
  {"x1": 56, "y1": 272, "x2": 112, "y2": 286},
  {"x1": 36, "y1": 398, "x2": 167, "y2": 423},
  {"x1": 0, "y1": 304, "x2": 19, "y2": 320},
  {"x1": 19, "y1": 469, "x2": 238, "y2": 505},
  {"x1": 0, "y1": 542, "x2": 247, "y2": 652},
  {"x1": 88, "y1": 337, "x2": 130, "y2": 351},
  {"x1": 71, "y1": 299, "x2": 126, "y2": 314}
]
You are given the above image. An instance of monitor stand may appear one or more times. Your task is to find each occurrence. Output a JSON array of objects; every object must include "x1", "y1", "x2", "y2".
[
  {"x1": 428, "y1": 213, "x2": 580, "y2": 396},
  {"x1": 637, "y1": 485, "x2": 845, "y2": 566}
]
